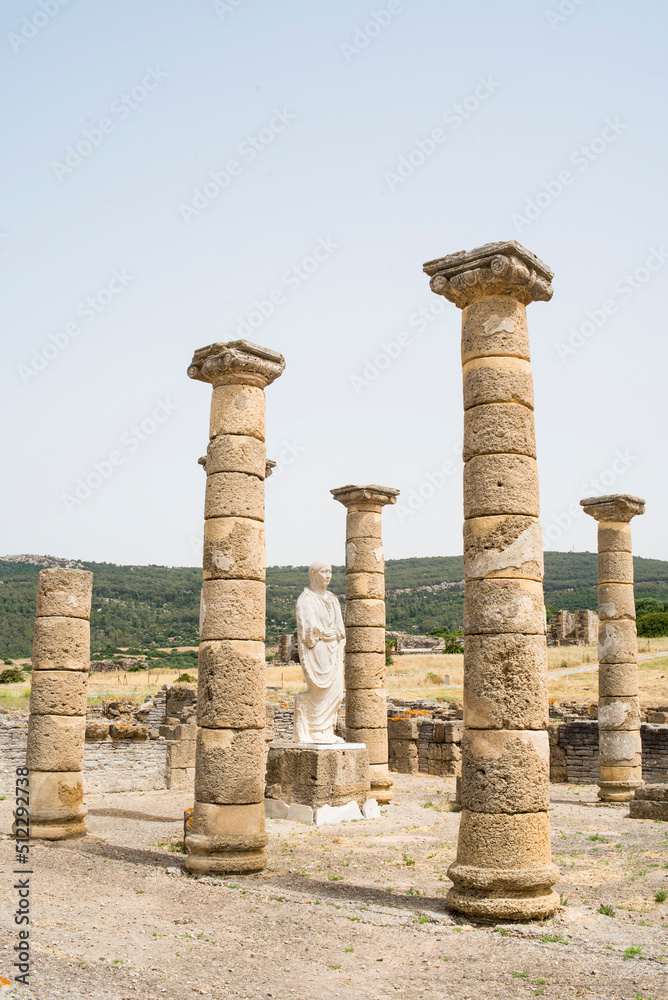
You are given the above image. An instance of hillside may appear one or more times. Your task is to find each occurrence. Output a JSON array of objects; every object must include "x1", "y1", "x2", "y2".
[{"x1": 2, "y1": 552, "x2": 668, "y2": 658}]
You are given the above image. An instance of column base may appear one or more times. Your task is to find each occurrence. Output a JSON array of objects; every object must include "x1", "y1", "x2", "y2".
[
  {"x1": 185, "y1": 848, "x2": 267, "y2": 875},
  {"x1": 23, "y1": 771, "x2": 87, "y2": 840},
  {"x1": 369, "y1": 763, "x2": 393, "y2": 805},
  {"x1": 185, "y1": 801, "x2": 268, "y2": 876},
  {"x1": 448, "y1": 810, "x2": 559, "y2": 920},
  {"x1": 446, "y1": 886, "x2": 560, "y2": 921},
  {"x1": 26, "y1": 817, "x2": 88, "y2": 841},
  {"x1": 597, "y1": 779, "x2": 643, "y2": 803}
]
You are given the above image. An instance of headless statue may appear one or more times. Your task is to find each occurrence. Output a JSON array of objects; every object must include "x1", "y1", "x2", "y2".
[{"x1": 293, "y1": 562, "x2": 345, "y2": 744}]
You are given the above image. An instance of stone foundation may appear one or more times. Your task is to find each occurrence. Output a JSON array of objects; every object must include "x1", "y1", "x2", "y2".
[
  {"x1": 264, "y1": 742, "x2": 370, "y2": 824},
  {"x1": 629, "y1": 783, "x2": 668, "y2": 820}
]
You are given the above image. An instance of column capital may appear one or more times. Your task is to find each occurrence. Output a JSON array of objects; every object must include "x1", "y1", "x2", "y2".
[
  {"x1": 423, "y1": 240, "x2": 554, "y2": 308},
  {"x1": 580, "y1": 493, "x2": 646, "y2": 522},
  {"x1": 188, "y1": 339, "x2": 285, "y2": 389},
  {"x1": 331, "y1": 484, "x2": 399, "y2": 509}
]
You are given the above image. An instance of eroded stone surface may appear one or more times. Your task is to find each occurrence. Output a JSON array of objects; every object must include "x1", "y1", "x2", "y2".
[
  {"x1": 344, "y1": 652, "x2": 386, "y2": 690},
  {"x1": 206, "y1": 434, "x2": 266, "y2": 478},
  {"x1": 29, "y1": 670, "x2": 88, "y2": 716},
  {"x1": 196, "y1": 640, "x2": 266, "y2": 729},
  {"x1": 35, "y1": 568, "x2": 93, "y2": 620},
  {"x1": 344, "y1": 599, "x2": 385, "y2": 628},
  {"x1": 344, "y1": 572, "x2": 385, "y2": 600},
  {"x1": 461, "y1": 296, "x2": 531, "y2": 364},
  {"x1": 463, "y1": 578, "x2": 545, "y2": 635},
  {"x1": 204, "y1": 472, "x2": 264, "y2": 520},
  {"x1": 32, "y1": 616, "x2": 90, "y2": 671},
  {"x1": 463, "y1": 357, "x2": 534, "y2": 411},
  {"x1": 463, "y1": 402, "x2": 536, "y2": 461},
  {"x1": 464, "y1": 634, "x2": 549, "y2": 730},
  {"x1": 463, "y1": 515, "x2": 543, "y2": 581},
  {"x1": 461, "y1": 730, "x2": 549, "y2": 813},
  {"x1": 345, "y1": 688, "x2": 388, "y2": 729},
  {"x1": 194, "y1": 727, "x2": 266, "y2": 804},
  {"x1": 200, "y1": 579, "x2": 266, "y2": 641},
  {"x1": 463, "y1": 454, "x2": 540, "y2": 518},
  {"x1": 209, "y1": 383, "x2": 266, "y2": 441},
  {"x1": 202, "y1": 517, "x2": 265, "y2": 581},
  {"x1": 345, "y1": 727, "x2": 388, "y2": 765},
  {"x1": 27, "y1": 715, "x2": 87, "y2": 772}
]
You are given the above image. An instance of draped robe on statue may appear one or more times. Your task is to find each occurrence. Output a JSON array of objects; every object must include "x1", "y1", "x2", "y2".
[{"x1": 294, "y1": 586, "x2": 345, "y2": 743}]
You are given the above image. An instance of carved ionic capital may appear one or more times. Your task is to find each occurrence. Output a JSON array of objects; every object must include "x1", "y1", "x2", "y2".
[
  {"x1": 423, "y1": 240, "x2": 554, "y2": 308},
  {"x1": 331, "y1": 484, "x2": 400, "y2": 509},
  {"x1": 188, "y1": 339, "x2": 285, "y2": 389},
  {"x1": 580, "y1": 494, "x2": 646, "y2": 523}
]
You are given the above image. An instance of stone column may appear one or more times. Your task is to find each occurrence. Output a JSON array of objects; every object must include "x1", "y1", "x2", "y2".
[
  {"x1": 424, "y1": 240, "x2": 558, "y2": 920},
  {"x1": 27, "y1": 568, "x2": 93, "y2": 839},
  {"x1": 580, "y1": 494, "x2": 645, "y2": 802},
  {"x1": 331, "y1": 484, "x2": 399, "y2": 805},
  {"x1": 185, "y1": 339, "x2": 285, "y2": 875}
]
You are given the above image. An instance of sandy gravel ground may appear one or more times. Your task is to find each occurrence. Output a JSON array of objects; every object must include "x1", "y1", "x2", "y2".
[{"x1": 1, "y1": 776, "x2": 667, "y2": 1000}]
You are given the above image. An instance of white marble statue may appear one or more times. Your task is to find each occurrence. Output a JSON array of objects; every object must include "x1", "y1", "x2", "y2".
[{"x1": 293, "y1": 562, "x2": 345, "y2": 744}]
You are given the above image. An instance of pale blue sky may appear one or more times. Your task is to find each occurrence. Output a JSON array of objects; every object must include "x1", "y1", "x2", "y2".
[{"x1": 1, "y1": 0, "x2": 666, "y2": 568}]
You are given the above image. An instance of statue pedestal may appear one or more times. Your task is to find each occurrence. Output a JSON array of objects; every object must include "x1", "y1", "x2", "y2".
[{"x1": 264, "y1": 741, "x2": 377, "y2": 825}]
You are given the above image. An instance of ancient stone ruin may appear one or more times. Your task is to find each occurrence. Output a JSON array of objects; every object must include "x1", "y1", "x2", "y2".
[
  {"x1": 26, "y1": 568, "x2": 93, "y2": 839},
  {"x1": 331, "y1": 484, "x2": 399, "y2": 805},
  {"x1": 546, "y1": 608, "x2": 599, "y2": 647},
  {"x1": 424, "y1": 239, "x2": 559, "y2": 920},
  {"x1": 184, "y1": 338, "x2": 285, "y2": 875},
  {"x1": 581, "y1": 493, "x2": 645, "y2": 802}
]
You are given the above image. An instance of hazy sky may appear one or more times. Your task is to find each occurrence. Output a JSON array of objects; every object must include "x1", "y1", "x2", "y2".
[{"x1": 2, "y1": 0, "x2": 666, "y2": 569}]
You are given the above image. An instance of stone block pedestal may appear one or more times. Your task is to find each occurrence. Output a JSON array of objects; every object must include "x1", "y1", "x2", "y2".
[
  {"x1": 629, "y1": 783, "x2": 668, "y2": 820},
  {"x1": 264, "y1": 742, "x2": 374, "y2": 825}
]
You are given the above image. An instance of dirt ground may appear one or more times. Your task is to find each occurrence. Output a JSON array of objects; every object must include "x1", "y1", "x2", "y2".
[{"x1": 1, "y1": 776, "x2": 667, "y2": 1000}]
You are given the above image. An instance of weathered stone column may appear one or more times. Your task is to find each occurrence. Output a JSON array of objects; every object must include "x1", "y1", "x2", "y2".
[
  {"x1": 27, "y1": 568, "x2": 93, "y2": 839},
  {"x1": 424, "y1": 240, "x2": 558, "y2": 920},
  {"x1": 581, "y1": 494, "x2": 645, "y2": 802},
  {"x1": 185, "y1": 339, "x2": 285, "y2": 875},
  {"x1": 331, "y1": 484, "x2": 399, "y2": 805}
]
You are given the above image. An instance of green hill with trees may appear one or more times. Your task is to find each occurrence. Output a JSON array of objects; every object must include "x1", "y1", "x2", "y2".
[{"x1": 1, "y1": 551, "x2": 668, "y2": 659}]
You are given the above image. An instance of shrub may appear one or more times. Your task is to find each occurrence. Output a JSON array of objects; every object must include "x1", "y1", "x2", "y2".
[
  {"x1": 127, "y1": 663, "x2": 146, "y2": 673},
  {"x1": 599, "y1": 903, "x2": 615, "y2": 917},
  {"x1": 4, "y1": 659, "x2": 13, "y2": 665},
  {"x1": 427, "y1": 628, "x2": 464, "y2": 654},
  {"x1": 176, "y1": 673, "x2": 196, "y2": 683},
  {"x1": 385, "y1": 640, "x2": 394, "y2": 667},
  {"x1": 0, "y1": 668, "x2": 25, "y2": 684},
  {"x1": 636, "y1": 597, "x2": 666, "y2": 617},
  {"x1": 637, "y1": 612, "x2": 668, "y2": 637},
  {"x1": 22, "y1": 665, "x2": 32, "y2": 673}
]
